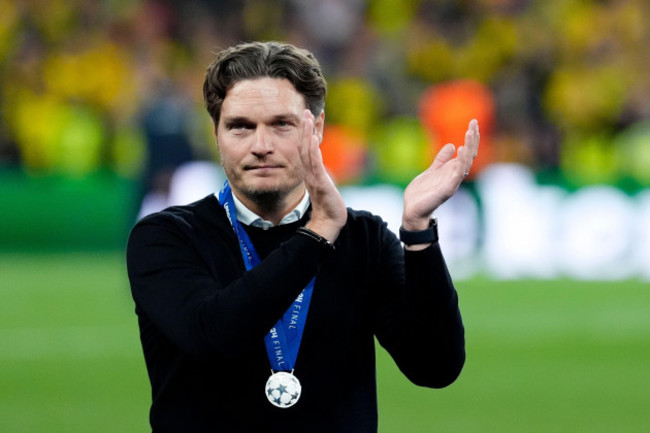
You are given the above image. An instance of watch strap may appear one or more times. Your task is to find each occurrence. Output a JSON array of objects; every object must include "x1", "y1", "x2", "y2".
[
  {"x1": 399, "y1": 218, "x2": 438, "y2": 246},
  {"x1": 296, "y1": 227, "x2": 336, "y2": 251}
]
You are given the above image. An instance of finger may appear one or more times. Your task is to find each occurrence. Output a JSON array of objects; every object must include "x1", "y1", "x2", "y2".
[
  {"x1": 308, "y1": 133, "x2": 324, "y2": 176},
  {"x1": 299, "y1": 110, "x2": 315, "y2": 168},
  {"x1": 457, "y1": 146, "x2": 470, "y2": 177},
  {"x1": 461, "y1": 119, "x2": 480, "y2": 175},
  {"x1": 302, "y1": 109, "x2": 315, "y2": 142},
  {"x1": 466, "y1": 119, "x2": 480, "y2": 159},
  {"x1": 431, "y1": 143, "x2": 456, "y2": 170},
  {"x1": 461, "y1": 130, "x2": 473, "y2": 173}
]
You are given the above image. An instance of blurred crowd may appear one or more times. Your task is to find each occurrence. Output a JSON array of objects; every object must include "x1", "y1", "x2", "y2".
[{"x1": 2, "y1": 0, "x2": 650, "y2": 194}]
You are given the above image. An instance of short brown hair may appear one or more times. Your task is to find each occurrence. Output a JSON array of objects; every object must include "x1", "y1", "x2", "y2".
[{"x1": 203, "y1": 41, "x2": 327, "y2": 126}]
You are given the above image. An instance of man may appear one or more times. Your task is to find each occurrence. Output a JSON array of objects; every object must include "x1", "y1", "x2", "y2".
[{"x1": 127, "y1": 41, "x2": 479, "y2": 432}]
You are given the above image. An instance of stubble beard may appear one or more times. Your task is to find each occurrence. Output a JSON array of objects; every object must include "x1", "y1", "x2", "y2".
[
  {"x1": 224, "y1": 162, "x2": 303, "y2": 214},
  {"x1": 241, "y1": 186, "x2": 282, "y2": 209}
]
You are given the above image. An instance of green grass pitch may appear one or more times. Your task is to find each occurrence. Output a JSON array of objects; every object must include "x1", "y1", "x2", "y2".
[{"x1": 1, "y1": 252, "x2": 648, "y2": 432}]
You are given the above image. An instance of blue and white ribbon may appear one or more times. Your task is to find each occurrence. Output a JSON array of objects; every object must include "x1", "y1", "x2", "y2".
[{"x1": 218, "y1": 181, "x2": 314, "y2": 371}]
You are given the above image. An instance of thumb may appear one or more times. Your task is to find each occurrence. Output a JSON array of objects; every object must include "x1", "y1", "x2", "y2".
[{"x1": 431, "y1": 143, "x2": 456, "y2": 169}]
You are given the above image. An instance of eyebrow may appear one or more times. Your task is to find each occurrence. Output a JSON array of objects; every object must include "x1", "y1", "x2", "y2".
[
  {"x1": 222, "y1": 116, "x2": 253, "y2": 125},
  {"x1": 222, "y1": 113, "x2": 301, "y2": 125},
  {"x1": 270, "y1": 113, "x2": 301, "y2": 124}
]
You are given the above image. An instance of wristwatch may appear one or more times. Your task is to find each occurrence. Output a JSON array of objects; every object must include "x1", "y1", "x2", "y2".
[
  {"x1": 296, "y1": 227, "x2": 336, "y2": 251},
  {"x1": 399, "y1": 218, "x2": 438, "y2": 246}
]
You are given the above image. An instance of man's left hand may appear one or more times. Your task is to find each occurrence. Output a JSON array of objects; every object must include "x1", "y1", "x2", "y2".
[{"x1": 402, "y1": 119, "x2": 480, "y2": 232}]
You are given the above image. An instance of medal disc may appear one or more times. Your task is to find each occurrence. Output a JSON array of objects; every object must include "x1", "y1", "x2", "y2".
[{"x1": 265, "y1": 371, "x2": 301, "y2": 408}]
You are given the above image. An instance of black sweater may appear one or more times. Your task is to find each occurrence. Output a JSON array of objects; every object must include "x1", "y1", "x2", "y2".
[{"x1": 126, "y1": 194, "x2": 465, "y2": 433}]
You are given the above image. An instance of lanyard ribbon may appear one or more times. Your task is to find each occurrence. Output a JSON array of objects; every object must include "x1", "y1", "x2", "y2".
[{"x1": 218, "y1": 181, "x2": 314, "y2": 371}]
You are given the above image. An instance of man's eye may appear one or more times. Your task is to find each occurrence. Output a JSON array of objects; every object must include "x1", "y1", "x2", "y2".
[{"x1": 275, "y1": 120, "x2": 292, "y2": 129}]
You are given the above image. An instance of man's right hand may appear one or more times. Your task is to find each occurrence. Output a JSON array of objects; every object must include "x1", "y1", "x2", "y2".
[{"x1": 299, "y1": 109, "x2": 347, "y2": 243}]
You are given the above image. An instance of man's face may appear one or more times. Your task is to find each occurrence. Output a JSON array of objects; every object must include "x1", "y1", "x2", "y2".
[{"x1": 216, "y1": 77, "x2": 324, "y2": 206}]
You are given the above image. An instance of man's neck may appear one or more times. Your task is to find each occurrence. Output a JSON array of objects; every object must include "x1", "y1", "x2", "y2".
[{"x1": 233, "y1": 186, "x2": 306, "y2": 226}]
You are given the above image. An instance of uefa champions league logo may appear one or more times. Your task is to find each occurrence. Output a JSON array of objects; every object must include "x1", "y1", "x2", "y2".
[{"x1": 265, "y1": 371, "x2": 301, "y2": 408}]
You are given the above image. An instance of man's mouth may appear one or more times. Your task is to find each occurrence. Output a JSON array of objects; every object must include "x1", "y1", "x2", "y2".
[{"x1": 244, "y1": 164, "x2": 281, "y2": 171}]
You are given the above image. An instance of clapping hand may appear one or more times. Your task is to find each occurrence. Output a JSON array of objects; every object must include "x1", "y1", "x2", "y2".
[
  {"x1": 299, "y1": 109, "x2": 348, "y2": 243},
  {"x1": 402, "y1": 119, "x2": 480, "y2": 232}
]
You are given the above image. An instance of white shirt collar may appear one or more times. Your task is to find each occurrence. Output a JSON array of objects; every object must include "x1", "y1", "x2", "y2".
[{"x1": 231, "y1": 190, "x2": 311, "y2": 230}]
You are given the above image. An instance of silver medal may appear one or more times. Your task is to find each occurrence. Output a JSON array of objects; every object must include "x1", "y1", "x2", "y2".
[{"x1": 265, "y1": 371, "x2": 301, "y2": 408}]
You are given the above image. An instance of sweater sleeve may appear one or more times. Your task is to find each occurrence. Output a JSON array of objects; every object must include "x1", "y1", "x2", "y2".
[
  {"x1": 126, "y1": 211, "x2": 332, "y2": 359},
  {"x1": 373, "y1": 224, "x2": 465, "y2": 389}
]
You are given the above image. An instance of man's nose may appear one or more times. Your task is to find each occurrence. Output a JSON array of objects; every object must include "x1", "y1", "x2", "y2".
[{"x1": 251, "y1": 127, "x2": 272, "y2": 155}]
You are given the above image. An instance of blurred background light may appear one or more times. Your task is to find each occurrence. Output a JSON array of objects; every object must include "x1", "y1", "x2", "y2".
[{"x1": 0, "y1": 0, "x2": 647, "y2": 269}]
